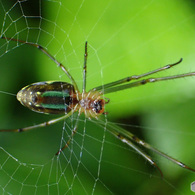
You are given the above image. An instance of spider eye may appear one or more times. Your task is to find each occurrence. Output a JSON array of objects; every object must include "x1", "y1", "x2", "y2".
[{"x1": 93, "y1": 100, "x2": 104, "y2": 114}]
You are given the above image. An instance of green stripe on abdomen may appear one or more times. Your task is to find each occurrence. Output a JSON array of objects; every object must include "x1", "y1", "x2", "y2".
[
  {"x1": 40, "y1": 90, "x2": 71, "y2": 111},
  {"x1": 42, "y1": 90, "x2": 70, "y2": 98}
]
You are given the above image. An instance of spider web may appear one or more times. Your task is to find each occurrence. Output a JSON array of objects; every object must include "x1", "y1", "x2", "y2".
[{"x1": 0, "y1": 0, "x2": 195, "y2": 194}]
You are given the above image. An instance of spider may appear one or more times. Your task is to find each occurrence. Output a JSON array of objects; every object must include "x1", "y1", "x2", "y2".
[{"x1": 0, "y1": 36, "x2": 195, "y2": 177}]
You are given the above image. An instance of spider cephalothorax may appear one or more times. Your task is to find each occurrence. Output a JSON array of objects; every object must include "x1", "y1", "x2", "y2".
[{"x1": 77, "y1": 91, "x2": 109, "y2": 119}]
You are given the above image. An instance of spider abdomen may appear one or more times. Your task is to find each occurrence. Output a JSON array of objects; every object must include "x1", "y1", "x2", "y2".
[{"x1": 17, "y1": 81, "x2": 76, "y2": 114}]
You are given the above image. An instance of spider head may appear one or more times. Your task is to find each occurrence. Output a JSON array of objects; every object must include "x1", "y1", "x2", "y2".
[{"x1": 92, "y1": 99, "x2": 105, "y2": 114}]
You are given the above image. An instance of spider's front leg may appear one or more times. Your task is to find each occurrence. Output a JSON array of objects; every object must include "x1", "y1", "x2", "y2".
[{"x1": 94, "y1": 58, "x2": 183, "y2": 92}]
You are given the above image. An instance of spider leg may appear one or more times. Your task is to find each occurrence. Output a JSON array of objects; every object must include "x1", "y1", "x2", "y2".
[
  {"x1": 103, "y1": 71, "x2": 195, "y2": 94},
  {"x1": 56, "y1": 114, "x2": 80, "y2": 155},
  {"x1": 131, "y1": 134, "x2": 195, "y2": 172},
  {"x1": 0, "y1": 36, "x2": 79, "y2": 93},
  {"x1": 118, "y1": 134, "x2": 163, "y2": 177},
  {"x1": 82, "y1": 41, "x2": 88, "y2": 93},
  {"x1": 104, "y1": 124, "x2": 163, "y2": 177},
  {"x1": 106, "y1": 122, "x2": 195, "y2": 174},
  {"x1": 0, "y1": 111, "x2": 74, "y2": 133},
  {"x1": 93, "y1": 58, "x2": 183, "y2": 91}
]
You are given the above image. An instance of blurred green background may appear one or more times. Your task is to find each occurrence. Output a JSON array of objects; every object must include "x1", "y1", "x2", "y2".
[{"x1": 0, "y1": 0, "x2": 195, "y2": 194}]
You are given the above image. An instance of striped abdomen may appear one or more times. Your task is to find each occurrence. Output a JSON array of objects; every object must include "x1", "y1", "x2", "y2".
[{"x1": 17, "y1": 81, "x2": 77, "y2": 114}]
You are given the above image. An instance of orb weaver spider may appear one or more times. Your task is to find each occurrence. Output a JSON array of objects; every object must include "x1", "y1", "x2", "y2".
[{"x1": 0, "y1": 36, "x2": 195, "y2": 178}]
